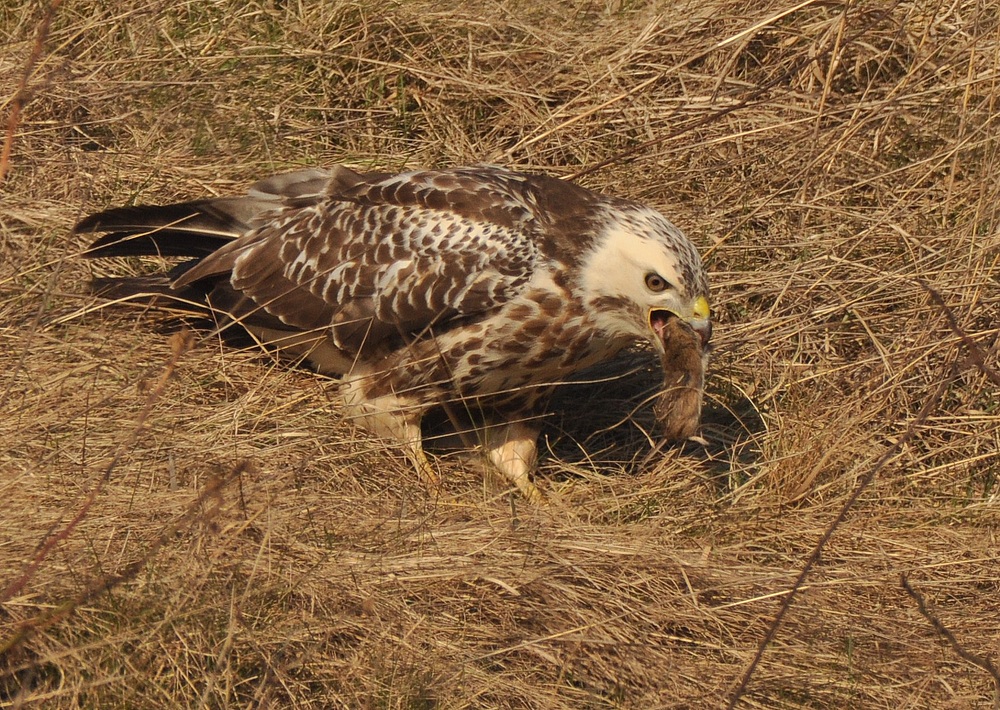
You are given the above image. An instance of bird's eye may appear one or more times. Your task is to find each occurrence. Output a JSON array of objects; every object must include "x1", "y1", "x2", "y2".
[{"x1": 644, "y1": 273, "x2": 671, "y2": 292}]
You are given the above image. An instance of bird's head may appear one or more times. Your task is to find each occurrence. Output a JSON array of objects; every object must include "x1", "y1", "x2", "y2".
[{"x1": 580, "y1": 205, "x2": 711, "y2": 353}]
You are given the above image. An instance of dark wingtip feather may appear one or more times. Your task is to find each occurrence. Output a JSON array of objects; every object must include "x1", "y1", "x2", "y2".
[
  {"x1": 74, "y1": 203, "x2": 202, "y2": 234},
  {"x1": 87, "y1": 275, "x2": 203, "y2": 304},
  {"x1": 83, "y1": 230, "x2": 233, "y2": 258},
  {"x1": 75, "y1": 201, "x2": 251, "y2": 259}
]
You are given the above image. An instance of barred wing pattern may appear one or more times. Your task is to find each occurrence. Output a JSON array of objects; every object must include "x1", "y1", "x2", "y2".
[{"x1": 76, "y1": 164, "x2": 711, "y2": 503}]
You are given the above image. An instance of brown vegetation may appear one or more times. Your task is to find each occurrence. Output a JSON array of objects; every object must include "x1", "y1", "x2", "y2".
[{"x1": 2, "y1": 0, "x2": 998, "y2": 707}]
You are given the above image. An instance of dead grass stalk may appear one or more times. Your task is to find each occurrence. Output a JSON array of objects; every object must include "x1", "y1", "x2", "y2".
[{"x1": 2, "y1": 0, "x2": 999, "y2": 707}]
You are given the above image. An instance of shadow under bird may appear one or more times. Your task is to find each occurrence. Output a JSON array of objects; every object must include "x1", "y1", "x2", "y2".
[{"x1": 75, "y1": 164, "x2": 712, "y2": 502}]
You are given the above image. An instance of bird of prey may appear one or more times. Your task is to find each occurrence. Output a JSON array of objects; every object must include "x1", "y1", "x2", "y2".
[{"x1": 75, "y1": 165, "x2": 712, "y2": 502}]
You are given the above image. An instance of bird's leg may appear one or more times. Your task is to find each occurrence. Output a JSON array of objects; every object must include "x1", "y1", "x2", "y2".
[
  {"x1": 394, "y1": 414, "x2": 439, "y2": 488},
  {"x1": 376, "y1": 410, "x2": 439, "y2": 488},
  {"x1": 341, "y1": 381, "x2": 439, "y2": 488},
  {"x1": 482, "y1": 420, "x2": 545, "y2": 503}
]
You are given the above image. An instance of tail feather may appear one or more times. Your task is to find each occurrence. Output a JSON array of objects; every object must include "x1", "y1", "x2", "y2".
[
  {"x1": 89, "y1": 275, "x2": 210, "y2": 310},
  {"x1": 76, "y1": 199, "x2": 259, "y2": 259},
  {"x1": 84, "y1": 229, "x2": 232, "y2": 258},
  {"x1": 76, "y1": 166, "x2": 362, "y2": 370},
  {"x1": 74, "y1": 167, "x2": 348, "y2": 260}
]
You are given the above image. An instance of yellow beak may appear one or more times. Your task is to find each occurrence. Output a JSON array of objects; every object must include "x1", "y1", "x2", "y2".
[
  {"x1": 693, "y1": 296, "x2": 710, "y2": 320},
  {"x1": 647, "y1": 296, "x2": 713, "y2": 348}
]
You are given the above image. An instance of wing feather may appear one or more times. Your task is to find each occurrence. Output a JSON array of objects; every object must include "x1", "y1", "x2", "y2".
[{"x1": 177, "y1": 167, "x2": 543, "y2": 357}]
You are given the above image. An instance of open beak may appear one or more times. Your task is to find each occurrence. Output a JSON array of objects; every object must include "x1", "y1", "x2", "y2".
[{"x1": 648, "y1": 296, "x2": 712, "y2": 349}]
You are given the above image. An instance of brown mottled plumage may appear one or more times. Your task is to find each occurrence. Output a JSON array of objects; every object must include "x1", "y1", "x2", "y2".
[{"x1": 76, "y1": 165, "x2": 712, "y2": 501}]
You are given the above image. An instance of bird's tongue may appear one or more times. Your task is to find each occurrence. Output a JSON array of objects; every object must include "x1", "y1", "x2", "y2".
[{"x1": 650, "y1": 309, "x2": 673, "y2": 342}]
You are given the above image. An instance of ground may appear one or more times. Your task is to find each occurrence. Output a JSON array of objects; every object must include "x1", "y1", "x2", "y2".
[{"x1": 1, "y1": 1, "x2": 998, "y2": 708}]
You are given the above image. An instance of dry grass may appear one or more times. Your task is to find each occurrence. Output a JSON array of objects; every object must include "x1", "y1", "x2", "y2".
[{"x1": 2, "y1": 0, "x2": 999, "y2": 707}]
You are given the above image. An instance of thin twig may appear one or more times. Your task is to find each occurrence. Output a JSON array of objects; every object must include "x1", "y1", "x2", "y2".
[
  {"x1": 0, "y1": 0, "x2": 63, "y2": 185},
  {"x1": 0, "y1": 330, "x2": 193, "y2": 606},
  {"x1": 901, "y1": 574, "x2": 1000, "y2": 710},
  {"x1": 918, "y1": 279, "x2": 1000, "y2": 387},
  {"x1": 725, "y1": 244, "x2": 1000, "y2": 707},
  {"x1": 725, "y1": 355, "x2": 961, "y2": 708},
  {"x1": 0, "y1": 464, "x2": 242, "y2": 658}
]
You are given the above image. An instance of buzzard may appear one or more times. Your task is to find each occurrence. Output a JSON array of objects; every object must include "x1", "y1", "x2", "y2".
[{"x1": 76, "y1": 165, "x2": 712, "y2": 502}]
